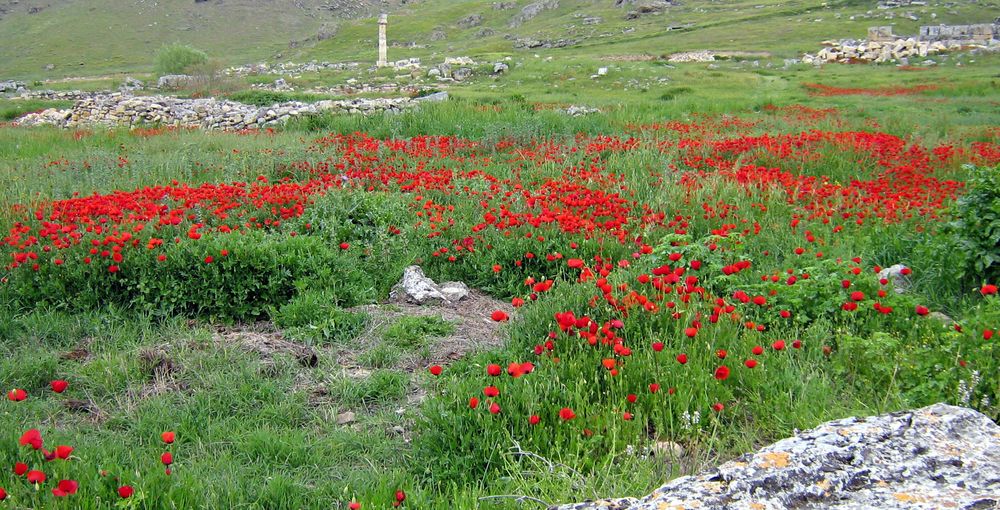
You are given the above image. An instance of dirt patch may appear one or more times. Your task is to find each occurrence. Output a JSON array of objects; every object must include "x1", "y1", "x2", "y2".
[
  {"x1": 212, "y1": 324, "x2": 319, "y2": 367},
  {"x1": 344, "y1": 289, "x2": 514, "y2": 372},
  {"x1": 135, "y1": 346, "x2": 189, "y2": 400}
]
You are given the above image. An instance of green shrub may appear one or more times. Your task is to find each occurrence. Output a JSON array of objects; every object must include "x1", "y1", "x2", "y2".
[
  {"x1": 226, "y1": 90, "x2": 329, "y2": 106},
  {"x1": 155, "y1": 43, "x2": 209, "y2": 76},
  {"x1": 948, "y1": 164, "x2": 1000, "y2": 285}
]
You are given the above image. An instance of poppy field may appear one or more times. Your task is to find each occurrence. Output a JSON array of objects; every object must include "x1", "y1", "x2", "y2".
[{"x1": 1, "y1": 75, "x2": 999, "y2": 508}]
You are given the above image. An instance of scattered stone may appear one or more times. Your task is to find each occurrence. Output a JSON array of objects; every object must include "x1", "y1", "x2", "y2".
[
  {"x1": 650, "y1": 440, "x2": 684, "y2": 458},
  {"x1": 667, "y1": 50, "x2": 715, "y2": 62},
  {"x1": 439, "y1": 282, "x2": 470, "y2": 303},
  {"x1": 458, "y1": 13, "x2": 483, "y2": 28},
  {"x1": 430, "y1": 27, "x2": 447, "y2": 41},
  {"x1": 562, "y1": 105, "x2": 600, "y2": 116},
  {"x1": 156, "y1": 74, "x2": 194, "y2": 90},
  {"x1": 878, "y1": 264, "x2": 911, "y2": 293},
  {"x1": 597, "y1": 66, "x2": 609, "y2": 75},
  {"x1": 119, "y1": 77, "x2": 144, "y2": 93},
  {"x1": 493, "y1": 62, "x2": 510, "y2": 74},
  {"x1": 452, "y1": 67, "x2": 473, "y2": 81},
  {"x1": 553, "y1": 403, "x2": 1000, "y2": 510},
  {"x1": 493, "y1": 1, "x2": 517, "y2": 9},
  {"x1": 0, "y1": 80, "x2": 26, "y2": 93},
  {"x1": 336, "y1": 411, "x2": 357, "y2": 425},
  {"x1": 414, "y1": 91, "x2": 449, "y2": 102}
]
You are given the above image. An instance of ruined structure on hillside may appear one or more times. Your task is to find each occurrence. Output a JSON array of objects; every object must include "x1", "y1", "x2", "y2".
[
  {"x1": 803, "y1": 19, "x2": 1000, "y2": 64},
  {"x1": 868, "y1": 20, "x2": 1000, "y2": 43}
]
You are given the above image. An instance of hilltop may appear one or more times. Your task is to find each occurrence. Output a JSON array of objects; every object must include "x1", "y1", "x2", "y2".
[{"x1": 0, "y1": 0, "x2": 996, "y2": 79}]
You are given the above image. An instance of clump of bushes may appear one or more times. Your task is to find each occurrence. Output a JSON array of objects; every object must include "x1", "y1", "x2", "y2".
[{"x1": 155, "y1": 43, "x2": 209, "y2": 76}]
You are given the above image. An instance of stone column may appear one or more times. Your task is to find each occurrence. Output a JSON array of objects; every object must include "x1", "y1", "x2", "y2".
[{"x1": 377, "y1": 14, "x2": 388, "y2": 68}]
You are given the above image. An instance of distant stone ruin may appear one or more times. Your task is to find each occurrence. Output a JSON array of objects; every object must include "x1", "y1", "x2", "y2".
[
  {"x1": 868, "y1": 21, "x2": 1000, "y2": 43},
  {"x1": 803, "y1": 19, "x2": 1000, "y2": 64}
]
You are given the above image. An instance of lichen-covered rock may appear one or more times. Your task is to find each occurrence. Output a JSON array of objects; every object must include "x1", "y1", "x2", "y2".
[
  {"x1": 878, "y1": 263, "x2": 911, "y2": 293},
  {"x1": 552, "y1": 403, "x2": 1000, "y2": 510},
  {"x1": 390, "y1": 266, "x2": 473, "y2": 305}
]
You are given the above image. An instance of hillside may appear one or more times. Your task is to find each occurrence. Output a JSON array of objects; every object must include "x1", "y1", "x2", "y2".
[{"x1": 0, "y1": 0, "x2": 996, "y2": 79}]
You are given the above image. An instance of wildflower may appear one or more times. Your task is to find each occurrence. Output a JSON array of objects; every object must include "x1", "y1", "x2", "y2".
[
  {"x1": 469, "y1": 397, "x2": 479, "y2": 409},
  {"x1": 489, "y1": 402, "x2": 501, "y2": 414},
  {"x1": 491, "y1": 310, "x2": 509, "y2": 322},
  {"x1": 161, "y1": 432, "x2": 175, "y2": 444},
  {"x1": 118, "y1": 486, "x2": 134, "y2": 498},
  {"x1": 676, "y1": 353, "x2": 688, "y2": 364},
  {"x1": 50, "y1": 380, "x2": 68, "y2": 393},
  {"x1": 7, "y1": 389, "x2": 26, "y2": 401},
  {"x1": 744, "y1": 359, "x2": 758, "y2": 368},
  {"x1": 714, "y1": 366, "x2": 730, "y2": 380},
  {"x1": 559, "y1": 407, "x2": 576, "y2": 421},
  {"x1": 487, "y1": 364, "x2": 502, "y2": 376},
  {"x1": 161, "y1": 452, "x2": 173, "y2": 466}
]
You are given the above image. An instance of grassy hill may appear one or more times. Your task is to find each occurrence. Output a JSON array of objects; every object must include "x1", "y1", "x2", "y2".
[{"x1": 0, "y1": 0, "x2": 996, "y2": 79}]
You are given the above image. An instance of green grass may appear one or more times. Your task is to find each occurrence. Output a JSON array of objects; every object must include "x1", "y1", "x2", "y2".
[{"x1": 382, "y1": 315, "x2": 456, "y2": 348}]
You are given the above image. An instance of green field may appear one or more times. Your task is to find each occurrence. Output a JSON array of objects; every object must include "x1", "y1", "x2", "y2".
[{"x1": 1, "y1": 1, "x2": 1000, "y2": 508}]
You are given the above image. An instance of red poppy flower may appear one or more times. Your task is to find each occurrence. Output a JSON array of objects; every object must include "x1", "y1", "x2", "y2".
[
  {"x1": 984, "y1": 329, "x2": 994, "y2": 340},
  {"x1": 118, "y1": 486, "x2": 134, "y2": 499},
  {"x1": 26, "y1": 470, "x2": 46, "y2": 484},
  {"x1": 529, "y1": 414, "x2": 540, "y2": 425},
  {"x1": 792, "y1": 339, "x2": 802, "y2": 349},
  {"x1": 772, "y1": 340, "x2": 786, "y2": 351},
  {"x1": 349, "y1": 502, "x2": 361, "y2": 510},
  {"x1": 0, "y1": 487, "x2": 6, "y2": 501},
  {"x1": 623, "y1": 412, "x2": 633, "y2": 421},
  {"x1": 850, "y1": 291, "x2": 865, "y2": 301},
  {"x1": 483, "y1": 386, "x2": 499, "y2": 397},
  {"x1": 13, "y1": 463, "x2": 28, "y2": 476},
  {"x1": 714, "y1": 366, "x2": 730, "y2": 380},
  {"x1": 684, "y1": 327, "x2": 697, "y2": 338},
  {"x1": 915, "y1": 305, "x2": 929, "y2": 316},
  {"x1": 744, "y1": 359, "x2": 758, "y2": 368},
  {"x1": 981, "y1": 284, "x2": 997, "y2": 295},
  {"x1": 486, "y1": 364, "x2": 502, "y2": 377},
  {"x1": 626, "y1": 393, "x2": 637, "y2": 403},
  {"x1": 161, "y1": 452, "x2": 173, "y2": 466},
  {"x1": 53, "y1": 479, "x2": 78, "y2": 497},
  {"x1": 491, "y1": 310, "x2": 509, "y2": 322},
  {"x1": 559, "y1": 407, "x2": 576, "y2": 421},
  {"x1": 752, "y1": 296, "x2": 767, "y2": 306},
  {"x1": 469, "y1": 397, "x2": 479, "y2": 409},
  {"x1": 7, "y1": 389, "x2": 26, "y2": 401},
  {"x1": 339, "y1": 243, "x2": 350, "y2": 250},
  {"x1": 19, "y1": 430, "x2": 42, "y2": 450},
  {"x1": 161, "y1": 432, "x2": 175, "y2": 444},
  {"x1": 489, "y1": 402, "x2": 501, "y2": 414},
  {"x1": 712, "y1": 402, "x2": 725, "y2": 412},
  {"x1": 752, "y1": 345, "x2": 764, "y2": 355},
  {"x1": 716, "y1": 349, "x2": 727, "y2": 359},
  {"x1": 50, "y1": 380, "x2": 68, "y2": 393},
  {"x1": 55, "y1": 446, "x2": 73, "y2": 460},
  {"x1": 676, "y1": 353, "x2": 688, "y2": 364},
  {"x1": 395, "y1": 490, "x2": 406, "y2": 503},
  {"x1": 648, "y1": 383, "x2": 660, "y2": 393},
  {"x1": 651, "y1": 341, "x2": 664, "y2": 352},
  {"x1": 428, "y1": 365, "x2": 442, "y2": 376}
]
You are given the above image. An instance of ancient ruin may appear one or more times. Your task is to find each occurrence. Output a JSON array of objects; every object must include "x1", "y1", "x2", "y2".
[{"x1": 377, "y1": 14, "x2": 389, "y2": 67}]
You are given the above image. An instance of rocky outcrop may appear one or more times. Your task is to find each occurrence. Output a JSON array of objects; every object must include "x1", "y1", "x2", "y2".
[
  {"x1": 509, "y1": 0, "x2": 559, "y2": 27},
  {"x1": 553, "y1": 403, "x2": 1000, "y2": 510},
  {"x1": 0, "y1": 80, "x2": 26, "y2": 93},
  {"x1": 14, "y1": 93, "x2": 415, "y2": 130}
]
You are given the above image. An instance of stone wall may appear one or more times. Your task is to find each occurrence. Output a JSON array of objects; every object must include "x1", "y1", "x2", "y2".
[{"x1": 13, "y1": 93, "x2": 424, "y2": 130}]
